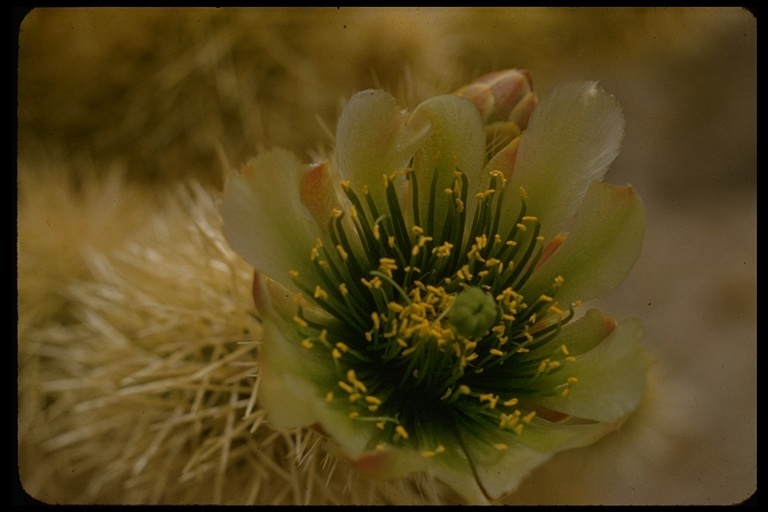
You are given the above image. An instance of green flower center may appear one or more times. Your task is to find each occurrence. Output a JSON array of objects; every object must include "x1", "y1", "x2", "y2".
[{"x1": 290, "y1": 166, "x2": 580, "y2": 456}]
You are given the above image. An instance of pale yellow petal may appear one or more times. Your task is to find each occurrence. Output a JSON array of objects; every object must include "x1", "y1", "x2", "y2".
[{"x1": 503, "y1": 81, "x2": 625, "y2": 240}]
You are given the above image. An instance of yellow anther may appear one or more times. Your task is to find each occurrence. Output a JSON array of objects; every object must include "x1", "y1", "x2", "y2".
[
  {"x1": 554, "y1": 275, "x2": 565, "y2": 287},
  {"x1": 396, "y1": 338, "x2": 408, "y2": 348},
  {"x1": 314, "y1": 286, "x2": 328, "y2": 300},
  {"x1": 503, "y1": 398, "x2": 519, "y2": 407},
  {"x1": 490, "y1": 348, "x2": 505, "y2": 357},
  {"x1": 338, "y1": 381, "x2": 354, "y2": 393},
  {"x1": 516, "y1": 347, "x2": 529, "y2": 353},
  {"x1": 376, "y1": 422, "x2": 385, "y2": 430},
  {"x1": 436, "y1": 445, "x2": 446, "y2": 454},
  {"x1": 301, "y1": 339, "x2": 314, "y2": 349},
  {"x1": 340, "y1": 180, "x2": 351, "y2": 190},
  {"x1": 388, "y1": 236, "x2": 396, "y2": 248},
  {"x1": 513, "y1": 423, "x2": 524, "y2": 435},
  {"x1": 548, "y1": 360, "x2": 560, "y2": 370},
  {"x1": 485, "y1": 257, "x2": 501, "y2": 268},
  {"x1": 480, "y1": 393, "x2": 500, "y2": 409},
  {"x1": 293, "y1": 316, "x2": 308, "y2": 328},
  {"x1": 567, "y1": 376, "x2": 579, "y2": 383},
  {"x1": 336, "y1": 342, "x2": 349, "y2": 352},
  {"x1": 458, "y1": 385, "x2": 471, "y2": 395},
  {"x1": 331, "y1": 208, "x2": 343, "y2": 218},
  {"x1": 289, "y1": 270, "x2": 300, "y2": 279},
  {"x1": 395, "y1": 425, "x2": 409, "y2": 440},
  {"x1": 476, "y1": 189, "x2": 495, "y2": 200},
  {"x1": 388, "y1": 302, "x2": 404, "y2": 313},
  {"x1": 433, "y1": 242, "x2": 453, "y2": 258},
  {"x1": 401, "y1": 347, "x2": 416, "y2": 356},
  {"x1": 411, "y1": 246, "x2": 420, "y2": 257},
  {"x1": 368, "y1": 405, "x2": 379, "y2": 412},
  {"x1": 519, "y1": 186, "x2": 528, "y2": 199},
  {"x1": 380, "y1": 257, "x2": 397, "y2": 267},
  {"x1": 502, "y1": 413, "x2": 520, "y2": 429},
  {"x1": 573, "y1": 300, "x2": 583, "y2": 307},
  {"x1": 349, "y1": 411, "x2": 359, "y2": 419},
  {"x1": 440, "y1": 388, "x2": 452, "y2": 400},
  {"x1": 523, "y1": 411, "x2": 537, "y2": 424},
  {"x1": 444, "y1": 187, "x2": 454, "y2": 195},
  {"x1": 332, "y1": 348, "x2": 342, "y2": 359},
  {"x1": 365, "y1": 396, "x2": 381, "y2": 405},
  {"x1": 560, "y1": 345, "x2": 570, "y2": 355},
  {"x1": 522, "y1": 215, "x2": 538, "y2": 222},
  {"x1": 537, "y1": 359, "x2": 550, "y2": 374},
  {"x1": 516, "y1": 223, "x2": 527, "y2": 231},
  {"x1": 375, "y1": 443, "x2": 386, "y2": 451},
  {"x1": 318, "y1": 330, "x2": 328, "y2": 342},
  {"x1": 373, "y1": 224, "x2": 381, "y2": 240},
  {"x1": 336, "y1": 244, "x2": 349, "y2": 261},
  {"x1": 346, "y1": 369, "x2": 357, "y2": 382},
  {"x1": 371, "y1": 312, "x2": 380, "y2": 330},
  {"x1": 466, "y1": 352, "x2": 479, "y2": 362},
  {"x1": 412, "y1": 225, "x2": 424, "y2": 235},
  {"x1": 421, "y1": 450, "x2": 436, "y2": 458},
  {"x1": 348, "y1": 393, "x2": 361, "y2": 402},
  {"x1": 325, "y1": 392, "x2": 334, "y2": 402},
  {"x1": 560, "y1": 388, "x2": 570, "y2": 397},
  {"x1": 495, "y1": 443, "x2": 508, "y2": 451},
  {"x1": 339, "y1": 283, "x2": 349, "y2": 296},
  {"x1": 549, "y1": 305, "x2": 565, "y2": 316},
  {"x1": 565, "y1": 356, "x2": 577, "y2": 362}
]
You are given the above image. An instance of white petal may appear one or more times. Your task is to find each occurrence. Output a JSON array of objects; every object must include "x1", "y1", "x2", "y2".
[
  {"x1": 503, "y1": 81, "x2": 625, "y2": 240},
  {"x1": 220, "y1": 148, "x2": 322, "y2": 282},
  {"x1": 335, "y1": 89, "x2": 431, "y2": 208},
  {"x1": 257, "y1": 313, "x2": 324, "y2": 429},
  {"x1": 520, "y1": 181, "x2": 645, "y2": 306},
  {"x1": 535, "y1": 318, "x2": 649, "y2": 423},
  {"x1": 411, "y1": 94, "x2": 487, "y2": 231}
]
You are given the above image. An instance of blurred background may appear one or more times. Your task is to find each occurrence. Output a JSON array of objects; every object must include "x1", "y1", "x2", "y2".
[{"x1": 17, "y1": 7, "x2": 755, "y2": 505}]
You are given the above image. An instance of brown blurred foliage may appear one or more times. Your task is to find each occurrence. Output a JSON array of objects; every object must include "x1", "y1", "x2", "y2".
[{"x1": 18, "y1": 7, "x2": 755, "y2": 199}]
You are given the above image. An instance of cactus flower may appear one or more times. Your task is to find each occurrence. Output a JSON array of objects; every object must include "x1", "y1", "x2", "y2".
[{"x1": 220, "y1": 69, "x2": 648, "y2": 504}]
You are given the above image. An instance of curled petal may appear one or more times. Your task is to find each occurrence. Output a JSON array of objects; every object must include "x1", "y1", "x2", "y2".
[
  {"x1": 299, "y1": 161, "x2": 344, "y2": 231},
  {"x1": 503, "y1": 81, "x2": 626, "y2": 240},
  {"x1": 336, "y1": 89, "x2": 431, "y2": 207},
  {"x1": 220, "y1": 149, "x2": 324, "y2": 282},
  {"x1": 520, "y1": 181, "x2": 645, "y2": 306}
]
